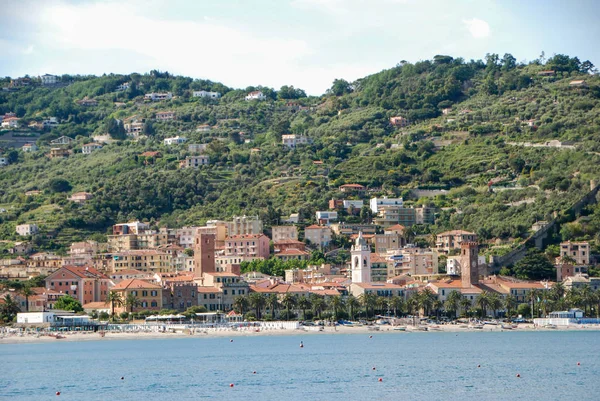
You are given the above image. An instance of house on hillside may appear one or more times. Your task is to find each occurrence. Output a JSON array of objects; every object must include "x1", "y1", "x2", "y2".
[
  {"x1": 196, "y1": 124, "x2": 211, "y2": 132},
  {"x1": 282, "y1": 134, "x2": 310, "y2": 148},
  {"x1": 245, "y1": 91, "x2": 266, "y2": 101},
  {"x1": 68, "y1": 192, "x2": 93, "y2": 204},
  {"x1": 339, "y1": 183, "x2": 366, "y2": 194},
  {"x1": 82, "y1": 143, "x2": 102, "y2": 154},
  {"x1": 537, "y1": 70, "x2": 556, "y2": 77},
  {"x1": 193, "y1": 90, "x2": 220, "y2": 99},
  {"x1": 116, "y1": 82, "x2": 130, "y2": 91},
  {"x1": 16, "y1": 224, "x2": 39, "y2": 236},
  {"x1": 188, "y1": 144, "x2": 208, "y2": 153},
  {"x1": 155, "y1": 111, "x2": 176, "y2": 121},
  {"x1": 144, "y1": 92, "x2": 172, "y2": 101},
  {"x1": 1, "y1": 117, "x2": 19, "y2": 128},
  {"x1": 180, "y1": 155, "x2": 209, "y2": 168},
  {"x1": 40, "y1": 74, "x2": 57, "y2": 85},
  {"x1": 569, "y1": 80, "x2": 588, "y2": 88},
  {"x1": 390, "y1": 116, "x2": 409, "y2": 127},
  {"x1": 48, "y1": 148, "x2": 70, "y2": 158},
  {"x1": 50, "y1": 136, "x2": 74, "y2": 146},
  {"x1": 76, "y1": 97, "x2": 98, "y2": 106},
  {"x1": 22, "y1": 143, "x2": 38, "y2": 152},
  {"x1": 164, "y1": 136, "x2": 186, "y2": 145}
]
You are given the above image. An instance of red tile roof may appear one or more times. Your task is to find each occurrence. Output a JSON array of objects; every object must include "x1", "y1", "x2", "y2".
[{"x1": 112, "y1": 279, "x2": 162, "y2": 290}]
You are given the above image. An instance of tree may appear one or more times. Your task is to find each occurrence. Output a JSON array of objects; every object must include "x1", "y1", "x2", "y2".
[
  {"x1": 54, "y1": 295, "x2": 83, "y2": 312},
  {"x1": 48, "y1": 178, "x2": 72, "y2": 193},
  {"x1": 249, "y1": 292, "x2": 266, "y2": 320},
  {"x1": 105, "y1": 118, "x2": 126, "y2": 140},
  {"x1": 501, "y1": 53, "x2": 517, "y2": 71},
  {"x1": 389, "y1": 296, "x2": 404, "y2": 317},
  {"x1": 125, "y1": 293, "x2": 140, "y2": 314},
  {"x1": 504, "y1": 294, "x2": 517, "y2": 318},
  {"x1": 281, "y1": 293, "x2": 297, "y2": 320},
  {"x1": 267, "y1": 293, "x2": 279, "y2": 319},
  {"x1": 459, "y1": 297, "x2": 472, "y2": 317},
  {"x1": 6, "y1": 150, "x2": 19, "y2": 164},
  {"x1": 233, "y1": 295, "x2": 250, "y2": 316},
  {"x1": 359, "y1": 292, "x2": 377, "y2": 318},
  {"x1": 445, "y1": 290, "x2": 462, "y2": 319},
  {"x1": 105, "y1": 291, "x2": 123, "y2": 320},
  {"x1": 513, "y1": 250, "x2": 555, "y2": 280},
  {"x1": 487, "y1": 292, "x2": 502, "y2": 318},
  {"x1": 475, "y1": 292, "x2": 490, "y2": 319},
  {"x1": 297, "y1": 296, "x2": 311, "y2": 321},
  {"x1": 330, "y1": 295, "x2": 345, "y2": 320},
  {"x1": 310, "y1": 294, "x2": 326, "y2": 319},
  {"x1": 347, "y1": 294, "x2": 360, "y2": 320},
  {"x1": 1, "y1": 294, "x2": 20, "y2": 322},
  {"x1": 329, "y1": 79, "x2": 352, "y2": 96},
  {"x1": 20, "y1": 286, "x2": 35, "y2": 312}
]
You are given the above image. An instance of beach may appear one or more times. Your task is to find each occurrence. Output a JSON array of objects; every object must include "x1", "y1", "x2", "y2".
[{"x1": 2, "y1": 322, "x2": 599, "y2": 345}]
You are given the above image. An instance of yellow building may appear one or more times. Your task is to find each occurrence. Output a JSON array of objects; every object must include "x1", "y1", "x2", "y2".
[
  {"x1": 109, "y1": 250, "x2": 172, "y2": 273},
  {"x1": 111, "y1": 279, "x2": 163, "y2": 313}
]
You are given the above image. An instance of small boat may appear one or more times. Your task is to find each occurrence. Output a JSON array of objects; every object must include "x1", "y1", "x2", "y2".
[
  {"x1": 500, "y1": 324, "x2": 513, "y2": 330},
  {"x1": 544, "y1": 324, "x2": 557, "y2": 329},
  {"x1": 393, "y1": 326, "x2": 406, "y2": 331},
  {"x1": 468, "y1": 324, "x2": 484, "y2": 330},
  {"x1": 367, "y1": 326, "x2": 380, "y2": 331}
]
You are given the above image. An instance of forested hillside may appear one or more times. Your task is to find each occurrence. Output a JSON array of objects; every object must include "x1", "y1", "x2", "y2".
[{"x1": 1, "y1": 53, "x2": 599, "y2": 254}]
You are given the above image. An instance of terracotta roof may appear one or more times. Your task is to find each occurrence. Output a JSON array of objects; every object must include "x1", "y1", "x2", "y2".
[
  {"x1": 140, "y1": 151, "x2": 161, "y2": 157},
  {"x1": 276, "y1": 249, "x2": 309, "y2": 256},
  {"x1": 305, "y1": 225, "x2": 326, "y2": 230},
  {"x1": 352, "y1": 282, "x2": 403, "y2": 290},
  {"x1": 83, "y1": 301, "x2": 109, "y2": 310},
  {"x1": 226, "y1": 234, "x2": 267, "y2": 240},
  {"x1": 112, "y1": 279, "x2": 162, "y2": 290},
  {"x1": 110, "y1": 269, "x2": 146, "y2": 276},
  {"x1": 437, "y1": 230, "x2": 476, "y2": 236},
  {"x1": 273, "y1": 239, "x2": 304, "y2": 245},
  {"x1": 339, "y1": 184, "x2": 365, "y2": 189},
  {"x1": 385, "y1": 224, "x2": 406, "y2": 232},
  {"x1": 196, "y1": 286, "x2": 222, "y2": 293},
  {"x1": 204, "y1": 272, "x2": 240, "y2": 277},
  {"x1": 61, "y1": 265, "x2": 108, "y2": 279},
  {"x1": 370, "y1": 253, "x2": 387, "y2": 264}
]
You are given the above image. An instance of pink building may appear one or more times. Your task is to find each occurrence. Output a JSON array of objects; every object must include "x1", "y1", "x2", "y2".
[
  {"x1": 45, "y1": 266, "x2": 111, "y2": 305},
  {"x1": 225, "y1": 234, "x2": 270, "y2": 259}
]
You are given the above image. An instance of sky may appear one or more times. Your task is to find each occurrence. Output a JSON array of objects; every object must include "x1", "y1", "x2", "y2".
[{"x1": 1, "y1": 0, "x2": 599, "y2": 95}]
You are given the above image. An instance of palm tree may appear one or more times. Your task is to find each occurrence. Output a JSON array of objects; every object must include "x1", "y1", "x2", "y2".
[
  {"x1": 1, "y1": 294, "x2": 21, "y2": 322},
  {"x1": 311, "y1": 294, "x2": 326, "y2": 319},
  {"x1": 432, "y1": 300, "x2": 443, "y2": 320},
  {"x1": 20, "y1": 286, "x2": 35, "y2": 312},
  {"x1": 375, "y1": 296, "x2": 388, "y2": 316},
  {"x1": 281, "y1": 293, "x2": 297, "y2": 320},
  {"x1": 359, "y1": 292, "x2": 377, "y2": 319},
  {"x1": 529, "y1": 289, "x2": 540, "y2": 319},
  {"x1": 459, "y1": 297, "x2": 472, "y2": 318},
  {"x1": 233, "y1": 295, "x2": 249, "y2": 315},
  {"x1": 330, "y1": 295, "x2": 345, "y2": 320},
  {"x1": 445, "y1": 290, "x2": 462, "y2": 319},
  {"x1": 105, "y1": 291, "x2": 123, "y2": 321},
  {"x1": 267, "y1": 293, "x2": 279, "y2": 319},
  {"x1": 504, "y1": 294, "x2": 517, "y2": 319},
  {"x1": 419, "y1": 288, "x2": 436, "y2": 317},
  {"x1": 298, "y1": 296, "x2": 311, "y2": 320},
  {"x1": 125, "y1": 293, "x2": 140, "y2": 315},
  {"x1": 406, "y1": 294, "x2": 419, "y2": 316},
  {"x1": 346, "y1": 294, "x2": 360, "y2": 320},
  {"x1": 249, "y1": 292, "x2": 266, "y2": 320},
  {"x1": 389, "y1": 296, "x2": 404, "y2": 317},
  {"x1": 580, "y1": 285, "x2": 593, "y2": 317},
  {"x1": 475, "y1": 291, "x2": 490, "y2": 319},
  {"x1": 487, "y1": 293, "x2": 502, "y2": 319}
]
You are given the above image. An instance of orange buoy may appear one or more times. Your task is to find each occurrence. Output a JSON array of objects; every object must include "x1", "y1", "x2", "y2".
[
  {"x1": 230, "y1": 383, "x2": 234, "y2": 387},
  {"x1": 378, "y1": 378, "x2": 383, "y2": 382},
  {"x1": 516, "y1": 373, "x2": 521, "y2": 378},
  {"x1": 56, "y1": 392, "x2": 61, "y2": 396}
]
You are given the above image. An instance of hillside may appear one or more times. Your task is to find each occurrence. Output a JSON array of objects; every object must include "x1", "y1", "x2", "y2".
[{"x1": 1, "y1": 53, "x2": 599, "y2": 254}]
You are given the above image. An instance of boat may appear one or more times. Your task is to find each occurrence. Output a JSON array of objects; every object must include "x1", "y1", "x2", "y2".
[
  {"x1": 468, "y1": 324, "x2": 484, "y2": 330},
  {"x1": 544, "y1": 324, "x2": 557, "y2": 329},
  {"x1": 393, "y1": 326, "x2": 406, "y2": 331},
  {"x1": 367, "y1": 326, "x2": 380, "y2": 331},
  {"x1": 500, "y1": 324, "x2": 513, "y2": 330}
]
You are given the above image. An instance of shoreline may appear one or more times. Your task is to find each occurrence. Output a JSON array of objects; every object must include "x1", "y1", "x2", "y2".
[{"x1": 2, "y1": 323, "x2": 599, "y2": 345}]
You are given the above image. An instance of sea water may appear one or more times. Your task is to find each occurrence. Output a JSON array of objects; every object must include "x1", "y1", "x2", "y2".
[{"x1": 1, "y1": 331, "x2": 600, "y2": 400}]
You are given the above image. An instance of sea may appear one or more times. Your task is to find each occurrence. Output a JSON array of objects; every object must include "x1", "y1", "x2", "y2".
[{"x1": 1, "y1": 331, "x2": 600, "y2": 400}]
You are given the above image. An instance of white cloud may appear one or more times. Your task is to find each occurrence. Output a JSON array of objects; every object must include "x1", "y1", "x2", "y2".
[
  {"x1": 22, "y1": 45, "x2": 34, "y2": 55},
  {"x1": 463, "y1": 18, "x2": 490, "y2": 39}
]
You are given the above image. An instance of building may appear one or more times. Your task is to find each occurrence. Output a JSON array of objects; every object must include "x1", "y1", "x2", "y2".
[
  {"x1": 556, "y1": 264, "x2": 588, "y2": 282},
  {"x1": 374, "y1": 230, "x2": 406, "y2": 254},
  {"x1": 188, "y1": 144, "x2": 208, "y2": 153},
  {"x1": 349, "y1": 282, "x2": 404, "y2": 298},
  {"x1": 193, "y1": 90, "x2": 221, "y2": 98},
  {"x1": 50, "y1": 136, "x2": 74, "y2": 145},
  {"x1": 68, "y1": 192, "x2": 93, "y2": 203},
  {"x1": 282, "y1": 134, "x2": 310, "y2": 148},
  {"x1": 329, "y1": 223, "x2": 376, "y2": 236},
  {"x1": 339, "y1": 184, "x2": 365, "y2": 194},
  {"x1": 386, "y1": 246, "x2": 439, "y2": 277},
  {"x1": 144, "y1": 92, "x2": 173, "y2": 101},
  {"x1": 110, "y1": 250, "x2": 171, "y2": 273},
  {"x1": 81, "y1": 143, "x2": 102, "y2": 154},
  {"x1": 228, "y1": 215, "x2": 263, "y2": 236},
  {"x1": 304, "y1": 225, "x2": 332, "y2": 248},
  {"x1": 537, "y1": 70, "x2": 556, "y2": 77},
  {"x1": 161, "y1": 277, "x2": 198, "y2": 311},
  {"x1": 113, "y1": 221, "x2": 150, "y2": 235},
  {"x1": 390, "y1": 116, "x2": 409, "y2": 127},
  {"x1": 316, "y1": 211, "x2": 338, "y2": 225},
  {"x1": 164, "y1": 136, "x2": 187, "y2": 145},
  {"x1": 193, "y1": 233, "x2": 216, "y2": 277},
  {"x1": 42, "y1": 117, "x2": 59, "y2": 129},
  {"x1": 181, "y1": 155, "x2": 209, "y2": 168},
  {"x1": 271, "y1": 225, "x2": 298, "y2": 242},
  {"x1": 196, "y1": 124, "x2": 211, "y2": 132},
  {"x1": 1, "y1": 117, "x2": 19, "y2": 128},
  {"x1": 45, "y1": 266, "x2": 111, "y2": 305},
  {"x1": 116, "y1": 82, "x2": 130, "y2": 91},
  {"x1": 569, "y1": 80, "x2": 588, "y2": 88},
  {"x1": 436, "y1": 230, "x2": 478, "y2": 253},
  {"x1": 373, "y1": 206, "x2": 416, "y2": 228},
  {"x1": 245, "y1": 91, "x2": 266, "y2": 101},
  {"x1": 0, "y1": 157, "x2": 9, "y2": 167},
  {"x1": 49, "y1": 148, "x2": 70, "y2": 158},
  {"x1": 370, "y1": 197, "x2": 403, "y2": 214},
  {"x1": 201, "y1": 273, "x2": 249, "y2": 311},
  {"x1": 351, "y1": 233, "x2": 371, "y2": 284},
  {"x1": 274, "y1": 248, "x2": 310, "y2": 262},
  {"x1": 40, "y1": 74, "x2": 57, "y2": 85},
  {"x1": 155, "y1": 111, "x2": 176, "y2": 121},
  {"x1": 273, "y1": 239, "x2": 306, "y2": 253},
  {"x1": 370, "y1": 253, "x2": 388, "y2": 282},
  {"x1": 560, "y1": 241, "x2": 590, "y2": 265},
  {"x1": 225, "y1": 234, "x2": 270, "y2": 259},
  {"x1": 22, "y1": 143, "x2": 38, "y2": 152},
  {"x1": 125, "y1": 121, "x2": 144, "y2": 135},
  {"x1": 76, "y1": 97, "x2": 98, "y2": 107},
  {"x1": 16, "y1": 224, "x2": 38, "y2": 236},
  {"x1": 111, "y1": 279, "x2": 163, "y2": 313}
]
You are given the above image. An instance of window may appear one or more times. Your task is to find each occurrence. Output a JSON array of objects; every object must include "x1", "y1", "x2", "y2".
[
  {"x1": 142, "y1": 291, "x2": 148, "y2": 296},
  {"x1": 142, "y1": 301, "x2": 148, "y2": 308},
  {"x1": 151, "y1": 301, "x2": 157, "y2": 307},
  {"x1": 151, "y1": 290, "x2": 157, "y2": 297},
  {"x1": 224, "y1": 290, "x2": 228, "y2": 295}
]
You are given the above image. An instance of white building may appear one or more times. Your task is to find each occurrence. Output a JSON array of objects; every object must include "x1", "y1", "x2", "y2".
[
  {"x1": 0, "y1": 157, "x2": 8, "y2": 166},
  {"x1": 22, "y1": 143, "x2": 38, "y2": 152},
  {"x1": 40, "y1": 74, "x2": 57, "y2": 85},
  {"x1": 193, "y1": 90, "x2": 221, "y2": 99},
  {"x1": 16, "y1": 224, "x2": 39, "y2": 236},
  {"x1": 1, "y1": 117, "x2": 19, "y2": 128},
  {"x1": 81, "y1": 143, "x2": 102, "y2": 154},
  {"x1": 144, "y1": 92, "x2": 172, "y2": 101},
  {"x1": 343, "y1": 200, "x2": 364, "y2": 209},
  {"x1": 42, "y1": 117, "x2": 59, "y2": 129},
  {"x1": 116, "y1": 82, "x2": 130, "y2": 91},
  {"x1": 370, "y1": 197, "x2": 403, "y2": 214},
  {"x1": 282, "y1": 134, "x2": 310, "y2": 148},
  {"x1": 304, "y1": 225, "x2": 332, "y2": 248},
  {"x1": 164, "y1": 136, "x2": 187, "y2": 145},
  {"x1": 182, "y1": 155, "x2": 209, "y2": 168},
  {"x1": 228, "y1": 215, "x2": 263, "y2": 236},
  {"x1": 316, "y1": 211, "x2": 338, "y2": 224},
  {"x1": 245, "y1": 91, "x2": 266, "y2": 101},
  {"x1": 351, "y1": 233, "x2": 371, "y2": 283},
  {"x1": 188, "y1": 144, "x2": 208, "y2": 153},
  {"x1": 17, "y1": 312, "x2": 56, "y2": 324},
  {"x1": 272, "y1": 225, "x2": 298, "y2": 241}
]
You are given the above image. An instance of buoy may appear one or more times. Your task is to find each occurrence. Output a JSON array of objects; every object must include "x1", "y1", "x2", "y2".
[
  {"x1": 577, "y1": 362, "x2": 581, "y2": 366},
  {"x1": 477, "y1": 365, "x2": 480, "y2": 368},
  {"x1": 230, "y1": 383, "x2": 234, "y2": 387},
  {"x1": 56, "y1": 392, "x2": 61, "y2": 396},
  {"x1": 516, "y1": 373, "x2": 521, "y2": 378},
  {"x1": 253, "y1": 371, "x2": 256, "y2": 374},
  {"x1": 369, "y1": 335, "x2": 373, "y2": 339},
  {"x1": 372, "y1": 366, "x2": 376, "y2": 371},
  {"x1": 378, "y1": 378, "x2": 383, "y2": 382},
  {"x1": 121, "y1": 377, "x2": 124, "y2": 380},
  {"x1": 300, "y1": 341, "x2": 304, "y2": 348}
]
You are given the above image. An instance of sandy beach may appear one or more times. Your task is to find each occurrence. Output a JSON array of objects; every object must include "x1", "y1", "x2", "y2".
[{"x1": 1, "y1": 323, "x2": 599, "y2": 345}]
